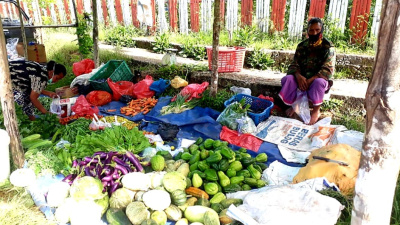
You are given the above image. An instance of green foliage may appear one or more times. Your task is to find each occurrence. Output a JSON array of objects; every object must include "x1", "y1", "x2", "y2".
[
  {"x1": 247, "y1": 47, "x2": 275, "y2": 70},
  {"x1": 153, "y1": 32, "x2": 171, "y2": 53},
  {"x1": 179, "y1": 40, "x2": 206, "y2": 61},
  {"x1": 198, "y1": 89, "x2": 234, "y2": 112},
  {"x1": 0, "y1": 104, "x2": 31, "y2": 137},
  {"x1": 104, "y1": 25, "x2": 143, "y2": 47},
  {"x1": 233, "y1": 26, "x2": 258, "y2": 47},
  {"x1": 75, "y1": 13, "x2": 93, "y2": 58},
  {"x1": 391, "y1": 177, "x2": 400, "y2": 225},
  {"x1": 321, "y1": 98, "x2": 344, "y2": 111}
]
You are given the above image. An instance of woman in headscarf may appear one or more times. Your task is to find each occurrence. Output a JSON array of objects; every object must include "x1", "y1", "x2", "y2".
[
  {"x1": 279, "y1": 17, "x2": 336, "y2": 125},
  {"x1": 9, "y1": 60, "x2": 66, "y2": 120}
]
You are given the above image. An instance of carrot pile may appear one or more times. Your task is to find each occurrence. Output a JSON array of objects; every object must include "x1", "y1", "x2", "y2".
[
  {"x1": 120, "y1": 98, "x2": 158, "y2": 117},
  {"x1": 59, "y1": 114, "x2": 103, "y2": 125}
]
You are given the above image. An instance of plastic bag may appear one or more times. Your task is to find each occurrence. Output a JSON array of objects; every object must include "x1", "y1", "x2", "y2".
[
  {"x1": 175, "y1": 82, "x2": 209, "y2": 101},
  {"x1": 107, "y1": 78, "x2": 134, "y2": 101},
  {"x1": 237, "y1": 116, "x2": 257, "y2": 134},
  {"x1": 6, "y1": 38, "x2": 20, "y2": 60},
  {"x1": 132, "y1": 75, "x2": 155, "y2": 99},
  {"x1": 86, "y1": 91, "x2": 112, "y2": 106},
  {"x1": 150, "y1": 79, "x2": 170, "y2": 96},
  {"x1": 50, "y1": 96, "x2": 62, "y2": 116},
  {"x1": 71, "y1": 95, "x2": 99, "y2": 116},
  {"x1": 170, "y1": 76, "x2": 188, "y2": 89},
  {"x1": 292, "y1": 90, "x2": 311, "y2": 124},
  {"x1": 120, "y1": 95, "x2": 134, "y2": 103},
  {"x1": 230, "y1": 86, "x2": 251, "y2": 96},
  {"x1": 220, "y1": 126, "x2": 263, "y2": 152},
  {"x1": 216, "y1": 102, "x2": 247, "y2": 130},
  {"x1": 157, "y1": 122, "x2": 179, "y2": 142},
  {"x1": 72, "y1": 59, "x2": 95, "y2": 76}
]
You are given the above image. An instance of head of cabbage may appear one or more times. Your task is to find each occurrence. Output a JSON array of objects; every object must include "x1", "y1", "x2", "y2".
[{"x1": 70, "y1": 176, "x2": 106, "y2": 201}]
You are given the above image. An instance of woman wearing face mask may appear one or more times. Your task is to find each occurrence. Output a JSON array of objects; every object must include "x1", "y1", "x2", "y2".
[
  {"x1": 278, "y1": 17, "x2": 336, "y2": 125},
  {"x1": 9, "y1": 60, "x2": 66, "y2": 120}
]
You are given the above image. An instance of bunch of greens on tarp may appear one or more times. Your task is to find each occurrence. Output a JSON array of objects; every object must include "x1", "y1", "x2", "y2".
[{"x1": 69, "y1": 126, "x2": 150, "y2": 159}]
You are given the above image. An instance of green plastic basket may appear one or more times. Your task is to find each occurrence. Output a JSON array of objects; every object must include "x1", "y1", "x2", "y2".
[{"x1": 89, "y1": 60, "x2": 133, "y2": 93}]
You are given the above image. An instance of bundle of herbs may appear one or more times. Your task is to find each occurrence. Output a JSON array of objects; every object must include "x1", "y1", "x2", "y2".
[
  {"x1": 52, "y1": 118, "x2": 93, "y2": 143},
  {"x1": 29, "y1": 113, "x2": 62, "y2": 139},
  {"x1": 70, "y1": 126, "x2": 150, "y2": 159},
  {"x1": 160, "y1": 94, "x2": 201, "y2": 115}
]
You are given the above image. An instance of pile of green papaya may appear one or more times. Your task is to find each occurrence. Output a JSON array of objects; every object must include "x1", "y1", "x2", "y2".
[{"x1": 175, "y1": 137, "x2": 268, "y2": 195}]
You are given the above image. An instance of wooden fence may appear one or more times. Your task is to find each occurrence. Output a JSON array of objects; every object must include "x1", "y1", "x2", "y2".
[{"x1": 0, "y1": 0, "x2": 383, "y2": 42}]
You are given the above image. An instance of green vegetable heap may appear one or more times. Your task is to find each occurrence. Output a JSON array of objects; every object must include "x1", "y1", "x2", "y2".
[{"x1": 175, "y1": 137, "x2": 268, "y2": 195}]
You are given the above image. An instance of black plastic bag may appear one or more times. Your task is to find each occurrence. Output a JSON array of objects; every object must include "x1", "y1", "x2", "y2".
[
  {"x1": 157, "y1": 122, "x2": 179, "y2": 142},
  {"x1": 119, "y1": 95, "x2": 134, "y2": 103}
]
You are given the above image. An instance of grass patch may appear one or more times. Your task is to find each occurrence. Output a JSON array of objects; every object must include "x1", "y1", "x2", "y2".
[{"x1": 0, "y1": 180, "x2": 54, "y2": 225}]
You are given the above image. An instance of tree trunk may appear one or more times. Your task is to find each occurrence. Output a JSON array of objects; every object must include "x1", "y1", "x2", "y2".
[
  {"x1": 0, "y1": 20, "x2": 25, "y2": 168},
  {"x1": 351, "y1": 0, "x2": 400, "y2": 224},
  {"x1": 92, "y1": 0, "x2": 99, "y2": 67},
  {"x1": 210, "y1": 0, "x2": 221, "y2": 97}
]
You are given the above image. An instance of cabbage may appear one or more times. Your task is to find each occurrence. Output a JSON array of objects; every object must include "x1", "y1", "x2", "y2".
[
  {"x1": 70, "y1": 200, "x2": 103, "y2": 225},
  {"x1": 122, "y1": 172, "x2": 151, "y2": 191},
  {"x1": 95, "y1": 194, "x2": 109, "y2": 216},
  {"x1": 148, "y1": 171, "x2": 167, "y2": 189},
  {"x1": 109, "y1": 188, "x2": 134, "y2": 209},
  {"x1": 162, "y1": 172, "x2": 187, "y2": 193},
  {"x1": 142, "y1": 190, "x2": 171, "y2": 211},
  {"x1": 46, "y1": 181, "x2": 70, "y2": 207},
  {"x1": 70, "y1": 176, "x2": 105, "y2": 201},
  {"x1": 55, "y1": 197, "x2": 76, "y2": 224}
]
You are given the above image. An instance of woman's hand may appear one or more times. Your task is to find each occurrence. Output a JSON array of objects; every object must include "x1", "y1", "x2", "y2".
[
  {"x1": 42, "y1": 90, "x2": 58, "y2": 98},
  {"x1": 295, "y1": 73, "x2": 308, "y2": 91}
]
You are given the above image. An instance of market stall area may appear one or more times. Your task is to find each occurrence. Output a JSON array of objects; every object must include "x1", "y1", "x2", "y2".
[{"x1": 2, "y1": 59, "x2": 364, "y2": 225}]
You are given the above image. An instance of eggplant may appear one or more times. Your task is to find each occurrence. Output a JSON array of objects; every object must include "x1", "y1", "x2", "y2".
[
  {"x1": 101, "y1": 175, "x2": 113, "y2": 182},
  {"x1": 115, "y1": 164, "x2": 128, "y2": 175},
  {"x1": 93, "y1": 151, "x2": 107, "y2": 159},
  {"x1": 125, "y1": 151, "x2": 144, "y2": 172},
  {"x1": 112, "y1": 173, "x2": 120, "y2": 180},
  {"x1": 72, "y1": 160, "x2": 78, "y2": 168},
  {"x1": 112, "y1": 156, "x2": 127, "y2": 166},
  {"x1": 62, "y1": 174, "x2": 73, "y2": 183},
  {"x1": 110, "y1": 182, "x2": 119, "y2": 194},
  {"x1": 85, "y1": 167, "x2": 92, "y2": 176},
  {"x1": 79, "y1": 161, "x2": 88, "y2": 166}
]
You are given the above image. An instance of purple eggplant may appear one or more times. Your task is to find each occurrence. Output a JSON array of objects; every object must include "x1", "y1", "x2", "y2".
[
  {"x1": 112, "y1": 156, "x2": 128, "y2": 166},
  {"x1": 72, "y1": 160, "x2": 78, "y2": 168},
  {"x1": 115, "y1": 164, "x2": 128, "y2": 175},
  {"x1": 125, "y1": 151, "x2": 144, "y2": 172},
  {"x1": 110, "y1": 182, "x2": 119, "y2": 194},
  {"x1": 101, "y1": 175, "x2": 113, "y2": 182},
  {"x1": 112, "y1": 173, "x2": 120, "y2": 180},
  {"x1": 62, "y1": 174, "x2": 74, "y2": 183},
  {"x1": 93, "y1": 151, "x2": 107, "y2": 159},
  {"x1": 85, "y1": 167, "x2": 92, "y2": 176},
  {"x1": 79, "y1": 161, "x2": 88, "y2": 166}
]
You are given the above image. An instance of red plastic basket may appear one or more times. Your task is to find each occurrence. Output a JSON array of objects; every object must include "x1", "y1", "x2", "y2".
[{"x1": 206, "y1": 47, "x2": 246, "y2": 73}]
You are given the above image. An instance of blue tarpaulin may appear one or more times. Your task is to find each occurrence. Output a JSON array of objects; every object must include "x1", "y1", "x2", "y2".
[{"x1": 98, "y1": 97, "x2": 303, "y2": 168}]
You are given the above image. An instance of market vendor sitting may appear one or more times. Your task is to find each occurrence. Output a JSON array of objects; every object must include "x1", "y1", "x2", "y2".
[
  {"x1": 279, "y1": 17, "x2": 336, "y2": 125},
  {"x1": 9, "y1": 60, "x2": 66, "y2": 120}
]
